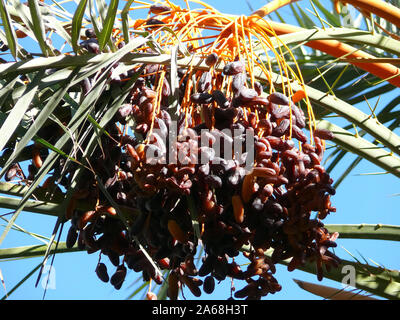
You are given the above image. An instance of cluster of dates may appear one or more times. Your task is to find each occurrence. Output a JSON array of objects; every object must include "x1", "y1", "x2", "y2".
[
  {"x1": 60, "y1": 44, "x2": 340, "y2": 299},
  {"x1": 1, "y1": 15, "x2": 340, "y2": 298}
]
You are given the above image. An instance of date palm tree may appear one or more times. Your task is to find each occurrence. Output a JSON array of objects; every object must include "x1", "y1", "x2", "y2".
[{"x1": 0, "y1": 0, "x2": 399, "y2": 300}]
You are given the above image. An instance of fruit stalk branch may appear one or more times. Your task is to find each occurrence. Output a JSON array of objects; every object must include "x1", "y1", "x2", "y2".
[
  {"x1": 251, "y1": 0, "x2": 300, "y2": 17},
  {"x1": 249, "y1": 1, "x2": 400, "y2": 87}
]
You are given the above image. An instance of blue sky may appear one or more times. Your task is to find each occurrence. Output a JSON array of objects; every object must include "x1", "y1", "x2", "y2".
[{"x1": 0, "y1": 0, "x2": 399, "y2": 300}]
